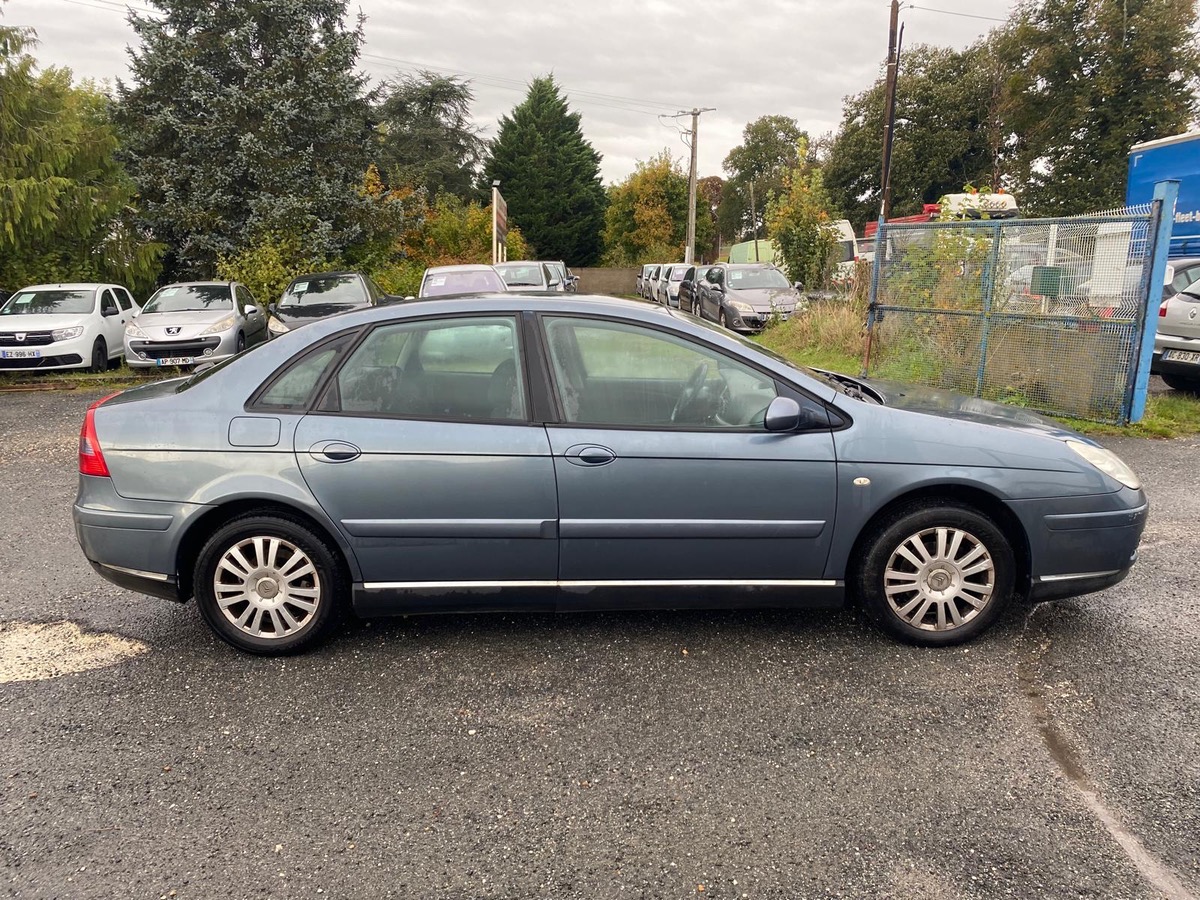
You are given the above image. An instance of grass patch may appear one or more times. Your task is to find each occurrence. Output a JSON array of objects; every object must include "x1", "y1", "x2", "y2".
[
  {"x1": 0, "y1": 363, "x2": 165, "y2": 392},
  {"x1": 1055, "y1": 391, "x2": 1200, "y2": 438}
]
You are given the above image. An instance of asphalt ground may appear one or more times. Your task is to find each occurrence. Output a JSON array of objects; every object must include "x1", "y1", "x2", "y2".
[{"x1": 0, "y1": 388, "x2": 1196, "y2": 899}]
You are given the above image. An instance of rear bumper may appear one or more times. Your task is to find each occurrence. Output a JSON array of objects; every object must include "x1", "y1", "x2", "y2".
[{"x1": 88, "y1": 560, "x2": 183, "y2": 602}]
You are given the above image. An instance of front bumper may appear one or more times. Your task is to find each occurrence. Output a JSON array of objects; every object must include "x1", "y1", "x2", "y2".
[
  {"x1": 1011, "y1": 486, "x2": 1148, "y2": 602},
  {"x1": 0, "y1": 332, "x2": 95, "y2": 370},
  {"x1": 125, "y1": 331, "x2": 237, "y2": 368}
]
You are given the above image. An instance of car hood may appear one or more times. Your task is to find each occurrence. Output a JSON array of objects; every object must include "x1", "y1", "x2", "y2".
[
  {"x1": 272, "y1": 301, "x2": 369, "y2": 328},
  {"x1": 853, "y1": 375, "x2": 1082, "y2": 439},
  {"x1": 727, "y1": 287, "x2": 802, "y2": 311},
  {"x1": 0, "y1": 314, "x2": 92, "y2": 331}
]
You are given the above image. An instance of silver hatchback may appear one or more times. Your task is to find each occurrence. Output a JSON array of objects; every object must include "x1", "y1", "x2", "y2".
[{"x1": 125, "y1": 281, "x2": 268, "y2": 368}]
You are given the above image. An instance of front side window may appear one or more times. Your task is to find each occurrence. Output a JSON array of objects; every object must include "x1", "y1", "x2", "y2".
[
  {"x1": 542, "y1": 317, "x2": 778, "y2": 429},
  {"x1": 1, "y1": 289, "x2": 96, "y2": 316},
  {"x1": 144, "y1": 284, "x2": 234, "y2": 313},
  {"x1": 335, "y1": 317, "x2": 526, "y2": 421},
  {"x1": 101, "y1": 290, "x2": 120, "y2": 314}
]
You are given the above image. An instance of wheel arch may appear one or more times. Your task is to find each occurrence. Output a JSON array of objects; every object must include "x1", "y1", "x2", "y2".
[
  {"x1": 844, "y1": 483, "x2": 1032, "y2": 604},
  {"x1": 175, "y1": 497, "x2": 358, "y2": 601}
]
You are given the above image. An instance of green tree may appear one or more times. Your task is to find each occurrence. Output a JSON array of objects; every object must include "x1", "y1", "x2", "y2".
[
  {"x1": 602, "y1": 150, "x2": 707, "y2": 265},
  {"x1": 482, "y1": 75, "x2": 606, "y2": 265},
  {"x1": 823, "y1": 44, "x2": 1003, "y2": 232},
  {"x1": 0, "y1": 20, "x2": 161, "y2": 294},
  {"x1": 376, "y1": 71, "x2": 485, "y2": 201},
  {"x1": 767, "y1": 137, "x2": 839, "y2": 289},
  {"x1": 117, "y1": 0, "x2": 375, "y2": 279},
  {"x1": 718, "y1": 115, "x2": 807, "y2": 242},
  {"x1": 1002, "y1": 0, "x2": 1200, "y2": 215}
]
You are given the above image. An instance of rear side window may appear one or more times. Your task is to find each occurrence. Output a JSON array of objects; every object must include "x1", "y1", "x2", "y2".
[{"x1": 255, "y1": 338, "x2": 351, "y2": 410}]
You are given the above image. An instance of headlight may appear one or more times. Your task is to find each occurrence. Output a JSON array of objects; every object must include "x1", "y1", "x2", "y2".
[
  {"x1": 267, "y1": 316, "x2": 290, "y2": 336},
  {"x1": 730, "y1": 300, "x2": 755, "y2": 313},
  {"x1": 125, "y1": 321, "x2": 148, "y2": 338},
  {"x1": 51, "y1": 326, "x2": 84, "y2": 342},
  {"x1": 1065, "y1": 440, "x2": 1141, "y2": 490},
  {"x1": 200, "y1": 315, "x2": 236, "y2": 336}
]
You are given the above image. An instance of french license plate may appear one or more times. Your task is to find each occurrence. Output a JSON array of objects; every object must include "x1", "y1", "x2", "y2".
[
  {"x1": 1, "y1": 349, "x2": 41, "y2": 359},
  {"x1": 156, "y1": 356, "x2": 194, "y2": 366},
  {"x1": 1164, "y1": 349, "x2": 1200, "y2": 364}
]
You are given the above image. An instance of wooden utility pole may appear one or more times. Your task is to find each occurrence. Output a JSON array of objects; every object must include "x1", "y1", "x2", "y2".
[
  {"x1": 879, "y1": 0, "x2": 902, "y2": 220},
  {"x1": 684, "y1": 107, "x2": 715, "y2": 264}
]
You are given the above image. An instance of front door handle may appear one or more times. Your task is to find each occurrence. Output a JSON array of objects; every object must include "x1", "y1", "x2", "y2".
[
  {"x1": 309, "y1": 440, "x2": 361, "y2": 463},
  {"x1": 564, "y1": 444, "x2": 616, "y2": 467}
]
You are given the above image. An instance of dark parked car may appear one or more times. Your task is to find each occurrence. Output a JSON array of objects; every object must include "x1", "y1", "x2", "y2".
[
  {"x1": 678, "y1": 264, "x2": 714, "y2": 315},
  {"x1": 268, "y1": 271, "x2": 395, "y2": 336},
  {"x1": 697, "y1": 263, "x2": 805, "y2": 332},
  {"x1": 75, "y1": 295, "x2": 1146, "y2": 655}
]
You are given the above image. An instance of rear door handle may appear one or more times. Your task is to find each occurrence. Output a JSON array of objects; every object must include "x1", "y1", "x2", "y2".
[
  {"x1": 309, "y1": 440, "x2": 361, "y2": 463},
  {"x1": 564, "y1": 444, "x2": 616, "y2": 467}
]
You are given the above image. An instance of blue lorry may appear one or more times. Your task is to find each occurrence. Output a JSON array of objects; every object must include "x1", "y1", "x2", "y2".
[{"x1": 1127, "y1": 130, "x2": 1199, "y2": 258}]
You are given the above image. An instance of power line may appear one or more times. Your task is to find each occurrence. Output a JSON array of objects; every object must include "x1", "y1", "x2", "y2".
[{"x1": 906, "y1": 4, "x2": 1008, "y2": 23}]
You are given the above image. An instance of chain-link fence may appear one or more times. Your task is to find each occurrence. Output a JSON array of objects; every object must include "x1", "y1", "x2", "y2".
[{"x1": 864, "y1": 205, "x2": 1164, "y2": 423}]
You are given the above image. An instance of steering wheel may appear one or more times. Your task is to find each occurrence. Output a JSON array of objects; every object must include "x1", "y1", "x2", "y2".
[{"x1": 670, "y1": 362, "x2": 709, "y2": 424}]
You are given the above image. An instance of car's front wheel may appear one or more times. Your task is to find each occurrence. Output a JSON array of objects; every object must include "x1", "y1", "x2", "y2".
[
  {"x1": 852, "y1": 503, "x2": 1015, "y2": 645},
  {"x1": 193, "y1": 514, "x2": 346, "y2": 654},
  {"x1": 89, "y1": 338, "x2": 107, "y2": 373}
]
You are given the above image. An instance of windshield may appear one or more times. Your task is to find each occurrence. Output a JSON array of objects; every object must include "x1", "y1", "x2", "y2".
[
  {"x1": 495, "y1": 265, "x2": 545, "y2": 287},
  {"x1": 280, "y1": 275, "x2": 365, "y2": 306},
  {"x1": 143, "y1": 284, "x2": 233, "y2": 314},
  {"x1": 727, "y1": 268, "x2": 791, "y2": 290},
  {"x1": 1, "y1": 289, "x2": 95, "y2": 316},
  {"x1": 421, "y1": 270, "x2": 508, "y2": 297}
]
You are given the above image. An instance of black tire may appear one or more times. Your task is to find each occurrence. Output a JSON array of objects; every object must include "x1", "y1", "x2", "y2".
[
  {"x1": 89, "y1": 338, "x2": 107, "y2": 373},
  {"x1": 193, "y1": 513, "x2": 347, "y2": 655},
  {"x1": 851, "y1": 502, "x2": 1015, "y2": 646},
  {"x1": 235, "y1": 331, "x2": 246, "y2": 354},
  {"x1": 1161, "y1": 372, "x2": 1200, "y2": 394},
  {"x1": 691, "y1": 298, "x2": 700, "y2": 317}
]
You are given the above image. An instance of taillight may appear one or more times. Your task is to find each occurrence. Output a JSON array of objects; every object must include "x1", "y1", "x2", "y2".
[
  {"x1": 1160, "y1": 300, "x2": 1169, "y2": 318},
  {"x1": 79, "y1": 392, "x2": 121, "y2": 477}
]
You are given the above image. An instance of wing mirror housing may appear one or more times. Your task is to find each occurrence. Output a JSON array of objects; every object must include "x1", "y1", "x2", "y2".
[
  {"x1": 764, "y1": 396, "x2": 806, "y2": 432},
  {"x1": 793, "y1": 281, "x2": 804, "y2": 291},
  {"x1": 244, "y1": 304, "x2": 259, "y2": 316}
]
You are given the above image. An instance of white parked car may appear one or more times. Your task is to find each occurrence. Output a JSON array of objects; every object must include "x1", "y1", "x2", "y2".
[
  {"x1": 0, "y1": 283, "x2": 136, "y2": 372},
  {"x1": 658, "y1": 263, "x2": 689, "y2": 308}
]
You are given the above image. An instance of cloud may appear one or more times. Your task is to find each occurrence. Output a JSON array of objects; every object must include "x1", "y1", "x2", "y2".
[{"x1": 7, "y1": 0, "x2": 1013, "y2": 182}]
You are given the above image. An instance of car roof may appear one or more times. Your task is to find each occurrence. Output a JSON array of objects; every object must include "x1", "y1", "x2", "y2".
[
  {"x1": 157, "y1": 281, "x2": 234, "y2": 288},
  {"x1": 425, "y1": 264, "x2": 497, "y2": 274},
  {"x1": 289, "y1": 271, "x2": 361, "y2": 282},
  {"x1": 721, "y1": 262, "x2": 780, "y2": 269},
  {"x1": 15, "y1": 283, "x2": 117, "y2": 291}
]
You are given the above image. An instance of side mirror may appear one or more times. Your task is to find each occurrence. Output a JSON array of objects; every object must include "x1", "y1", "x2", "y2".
[
  {"x1": 711, "y1": 282, "x2": 724, "y2": 293},
  {"x1": 793, "y1": 281, "x2": 804, "y2": 291},
  {"x1": 101, "y1": 305, "x2": 119, "y2": 317},
  {"x1": 268, "y1": 301, "x2": 277, "y2": 313},
  {"x1": 244, "y1": 304, "x2": 259, "y2": 316},
  {"x1": 548, "y1": 279, "x2": 561, "y2": 289},
  {"x1": 764, "y1": 396, "x2": 803, "y2": 432}
]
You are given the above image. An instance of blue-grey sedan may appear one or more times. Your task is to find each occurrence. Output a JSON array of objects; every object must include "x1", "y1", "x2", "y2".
[{"x1": 74, "y1": 295, "x2": 1148, "y2": 654}]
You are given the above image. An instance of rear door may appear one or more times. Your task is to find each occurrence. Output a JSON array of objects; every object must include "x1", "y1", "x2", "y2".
[
  {"x1": 538, "y1": 314, "x2": 838, "y2": 593},
  {"x1": 293, "y1": 314, "x2": 557, "y2": 604}
]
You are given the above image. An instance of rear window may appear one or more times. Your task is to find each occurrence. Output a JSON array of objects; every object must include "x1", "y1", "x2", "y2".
[
  {"x1": 421, "y1": 270, "x2": 507, "y2": 298},
  {"x1": 253, "y1": 337, "x2": 352, "y2": 409}
]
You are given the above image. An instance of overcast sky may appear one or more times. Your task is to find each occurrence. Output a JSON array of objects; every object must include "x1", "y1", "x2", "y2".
[{"x1": 7, "y1": 0, "x2": 1015, "y2": 183}]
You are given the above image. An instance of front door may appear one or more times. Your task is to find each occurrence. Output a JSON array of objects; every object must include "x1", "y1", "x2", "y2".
[
  {"x1": 294, "y1": 315, "x2": 557, "y2": 603},
  {"x1": 538, "y1": 315, "x2": 837, "y2": 592}
]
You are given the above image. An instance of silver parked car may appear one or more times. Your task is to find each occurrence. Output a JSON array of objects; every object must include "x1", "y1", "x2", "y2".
[
  {"x1": 75, "y1": 295, "x2": 1146, "y2": 655},
  {"x1": 494, "y1": 261, "x2": 563, "y2": 291},
  {"x1": 418, "y1": 264, "x2": 508, "y2": 298},
  {"x1": 125, "y1": 282, "x2": 267, "y2": 368},
  {"x1": 1151, "y1": 257, "x2": 1200, "y2": 393}
]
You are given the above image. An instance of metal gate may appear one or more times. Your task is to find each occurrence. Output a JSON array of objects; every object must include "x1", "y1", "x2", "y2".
[{"x1": 864, "y1": 195, "x2": 1173, "y2": 424}]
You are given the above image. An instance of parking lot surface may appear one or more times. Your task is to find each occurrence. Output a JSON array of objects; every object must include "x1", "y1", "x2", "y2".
[{"x1": 1, "y1": 388, "x2": 1196, "y2": 899}]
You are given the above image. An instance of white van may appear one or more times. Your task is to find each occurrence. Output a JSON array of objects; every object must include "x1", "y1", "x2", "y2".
[{"x1": 831, "y1": 219, "x2": 859, "y2": 281}]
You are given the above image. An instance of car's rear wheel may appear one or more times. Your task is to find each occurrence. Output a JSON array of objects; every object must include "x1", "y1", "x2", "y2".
[
  {"x1": 852, "y1": 503, "x2": 1015, "y2": 645},
  {"x1": 1161, "y1": 372, "x2": 1200, "y2": 394},
  {"x1": 193, "y1": 514, "x2": 346, "y2": 654},
  {"x1": 89, "y1": 338, "x2": 107, "y2": 373}
]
